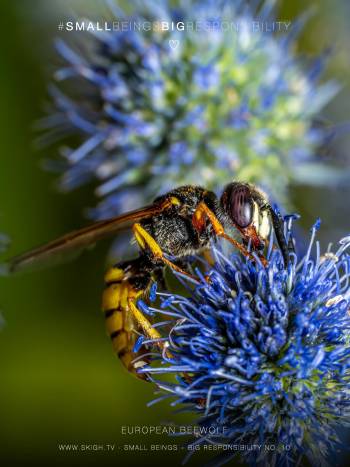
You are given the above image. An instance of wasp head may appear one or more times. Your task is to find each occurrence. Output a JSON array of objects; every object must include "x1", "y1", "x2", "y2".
[{"x1": 220, "y1": 182, "x2": 271, "y2": 251}]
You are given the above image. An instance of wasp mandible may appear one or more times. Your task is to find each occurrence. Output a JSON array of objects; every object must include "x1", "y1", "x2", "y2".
[{"x1": 8, "y1": 182, "x2": 291, "y2": 378}]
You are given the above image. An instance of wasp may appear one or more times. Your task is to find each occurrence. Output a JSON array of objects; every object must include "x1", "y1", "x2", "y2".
[{"x1": 8, "y1": 182, "x2": 291, "y2": 378}]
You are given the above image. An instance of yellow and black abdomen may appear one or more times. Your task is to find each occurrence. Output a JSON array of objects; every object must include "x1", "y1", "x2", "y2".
[{"x1": 101, "y1": 258, "x2": 156, "y2": 378}]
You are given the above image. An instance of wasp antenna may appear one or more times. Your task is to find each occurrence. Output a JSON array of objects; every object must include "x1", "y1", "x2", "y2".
[{"x1": 268, "y1": 205, "x2": 291, "y2": 266}]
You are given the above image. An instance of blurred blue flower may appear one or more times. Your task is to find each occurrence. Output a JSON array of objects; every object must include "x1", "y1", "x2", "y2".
[
  {"x1": 41, "y1": 0, "x2": 339, "y2": 219},
  {"x1": 0, "y1": 233, "x2": 9, "y2": 254},
  {"x1": 138, "y1": 218, "x2": 350, "y2": 466}
]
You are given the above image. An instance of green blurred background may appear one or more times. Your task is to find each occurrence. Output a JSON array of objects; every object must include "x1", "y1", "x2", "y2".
[{"x1": 0, "y1": 1, "x2": 350, "y2": 465}]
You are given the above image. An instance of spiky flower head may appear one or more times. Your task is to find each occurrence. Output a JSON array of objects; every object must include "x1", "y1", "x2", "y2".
[
  {"x1": 44, "y1": 0, "x2": 338, "y2": 219},
  {"x1": 138, "y1": 218, "x2": 350, "y2": 466}
]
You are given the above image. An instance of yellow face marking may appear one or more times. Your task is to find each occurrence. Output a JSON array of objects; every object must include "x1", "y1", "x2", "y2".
[
  {"x1": 259, "y1": 209, "x2": 271, "y2": 240},
  {"x1": 252, "y1": 201, "x2": 271, "y2": 241}
]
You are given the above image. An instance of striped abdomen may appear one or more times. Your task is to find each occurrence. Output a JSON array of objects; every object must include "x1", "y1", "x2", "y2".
[
  {"x1": 102, "y1": 267, "x2": 144, "y2": 372},
  {"x1": 101, "y1": 262, "x2": 155, "y2": 378}
]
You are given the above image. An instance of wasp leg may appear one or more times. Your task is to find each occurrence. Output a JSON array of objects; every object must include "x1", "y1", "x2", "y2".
[
  {"x1": 202, "y1": 248, "x2": 215, "y2": 266},
  {"x1": 102, "y1": 257, "x2": 162, "y2": 379},
  {"x1": 132, "y1": 223, "x2": 199, "y2": 281},
  {"x1": 193, "y1": 202, "x2": 268, "y2": 266},
  {"x1": 153, "y1": 257, "x2": 196, "y2": 291}
]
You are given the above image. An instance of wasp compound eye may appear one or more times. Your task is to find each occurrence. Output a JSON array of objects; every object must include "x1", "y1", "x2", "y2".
[{"x1": 222, "y1": 183, "x2": 253, "y2": 228}]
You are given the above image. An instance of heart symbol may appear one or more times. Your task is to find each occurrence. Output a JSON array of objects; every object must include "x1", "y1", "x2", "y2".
[{"x1": 169, "y1": 39, "x2": 179, "y2": 50}]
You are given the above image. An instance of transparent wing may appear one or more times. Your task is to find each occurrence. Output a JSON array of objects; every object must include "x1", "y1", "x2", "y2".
[{"x1": 8, "y1": 204, "x2": 162, "y2": 274}]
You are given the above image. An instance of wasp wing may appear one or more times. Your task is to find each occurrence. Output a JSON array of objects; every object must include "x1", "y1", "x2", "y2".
[{"x1": 7, "y1": 203, "x2": 162, "y2": 274}]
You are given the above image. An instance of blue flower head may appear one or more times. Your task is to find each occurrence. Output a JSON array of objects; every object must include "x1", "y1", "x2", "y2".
[
  {"x1": 138, "y1": 218, "x2": 350, "y2": 466},
  {"x1": 43, "y1": 0, "x2": 339, "y2": 219}
]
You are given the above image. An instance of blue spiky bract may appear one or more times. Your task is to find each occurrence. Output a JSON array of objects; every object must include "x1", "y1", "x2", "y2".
[
  {"x1": 139, "y1": 220, "x2": 350, "y2": 466},
  {"x1": 45, "y1": 0, "x2": 338, "y2": 219}
]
